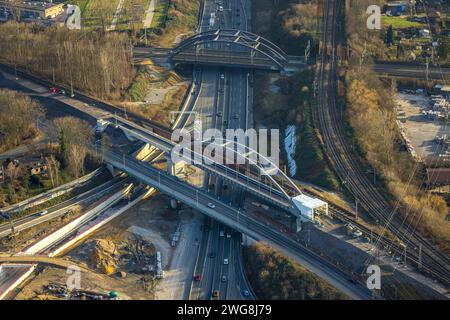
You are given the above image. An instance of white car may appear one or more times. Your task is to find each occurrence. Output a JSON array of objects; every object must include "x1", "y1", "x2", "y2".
[
  {"x1": 223, "y1": 258, "x2": 229, "y2": 265},
  {"x1": 37, "y1": 210, "x2": 49, "y2": 217},
  {"x1": 220, "y1": 74, "x2": 225, "y2": 80},
  {"x1": 352, "y1": 229, "x2": 363, "y2": 238},
  {"x1": 207, "y1": 203, "x2": 216, "y2": 209}
]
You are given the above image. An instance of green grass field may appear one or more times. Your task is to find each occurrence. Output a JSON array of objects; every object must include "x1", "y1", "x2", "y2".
[
  {"x1": 71, "y1": 0, "x2": 122, "y2": 29},
  {"x1": 382, "y1": 16, "x2": 425, "y2": 29},
  {"x1": 150, "y1": 0, "x2": 169, "y2": 29}
]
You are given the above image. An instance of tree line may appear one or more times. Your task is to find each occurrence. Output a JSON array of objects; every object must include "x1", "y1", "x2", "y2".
[
  {"x1": 244, "y1": 242, "x2": 348, "y2": 300},
  {"x1": 0, "y1": 22, "x2": 135, "y2": 100}
]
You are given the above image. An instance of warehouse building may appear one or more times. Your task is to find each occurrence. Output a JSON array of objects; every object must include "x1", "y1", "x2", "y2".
[{"x1": 0, "y1": 1, "x2": 64, "y2": 21}]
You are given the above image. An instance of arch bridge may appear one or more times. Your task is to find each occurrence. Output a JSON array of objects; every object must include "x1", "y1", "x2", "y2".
[{"x1": 169, "y1": 29, "x2": 305, "y2": 72}]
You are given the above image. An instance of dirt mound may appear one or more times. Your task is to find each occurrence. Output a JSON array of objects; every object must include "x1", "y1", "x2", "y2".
[{"x1": 91, "y1": 239, "x2": 118, "y2": 275}]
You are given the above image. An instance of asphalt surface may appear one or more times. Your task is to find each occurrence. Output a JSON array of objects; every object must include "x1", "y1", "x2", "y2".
[
  {"x1": 188, "y1": 0, "x2": 255, "y2": 300},
  {"x1": 0, "y1": 177, "x2": 126, "y2": 239},
  {"x1": 104, "y1": 148, "x2": 372, "y2": 300},
  {"x1": 0, "y1": 3, "x2": 373, "y2": 298}
]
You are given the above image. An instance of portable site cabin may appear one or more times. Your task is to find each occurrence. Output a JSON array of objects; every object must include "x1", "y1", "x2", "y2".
[{"x1": 292, "y1": 194, "x2": 329, "y2": 221}]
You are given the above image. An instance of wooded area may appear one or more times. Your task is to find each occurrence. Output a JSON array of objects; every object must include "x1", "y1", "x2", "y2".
[
  {"x1": 252, "y1": 0, "x2": 318, "y2": 56},
  {"x1": 244, "y1": 242, "x2": 348, "y2": 300},
  {"x1": 0, "y1": 22, "x2": 135, "y2": 100},
  {"x1": 0, "y1": 89, "x2": 44, "y2": 153}
]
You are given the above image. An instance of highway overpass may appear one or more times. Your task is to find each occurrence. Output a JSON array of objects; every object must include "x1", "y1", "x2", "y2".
[
  {"x1": 133, "y1": 29, "x2": 307, "y2": 72},
  {"x1": 103, "y1": 149, "x2": 371, "y2": 300}
]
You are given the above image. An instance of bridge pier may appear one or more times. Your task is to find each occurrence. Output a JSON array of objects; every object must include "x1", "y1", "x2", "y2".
[
  {"x1": 166, "y1": 153, "x2": 175, "y2": 176},
  {"x1": 242, "y1": 234, "x2": 257, "y2": 247},
  {"x1": 134, "y1": 143, "x2": 157, "y2": 161}
]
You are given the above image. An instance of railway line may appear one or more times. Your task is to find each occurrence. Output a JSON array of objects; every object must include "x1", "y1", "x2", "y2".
[{"x1": 315, "y1": 0, "x2": 449, "y2": 287}]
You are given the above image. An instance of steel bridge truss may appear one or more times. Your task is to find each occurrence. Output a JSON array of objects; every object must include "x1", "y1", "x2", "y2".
[{"x1": 170, "y1": 29, "x2": 289, "y2": 71}]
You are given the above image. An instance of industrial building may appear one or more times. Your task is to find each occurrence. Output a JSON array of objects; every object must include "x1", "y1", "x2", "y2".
[{"x1": 0, "y1": 1, "x2": 64, "y2": 21}]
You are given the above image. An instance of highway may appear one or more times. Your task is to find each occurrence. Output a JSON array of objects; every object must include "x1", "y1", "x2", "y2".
[
  {"x1": 0, "y1": 2, "x2": 373, "y2": 298},
  {"x1": 316, "y1": 0, "x2": 449, "y2": 286},
  {"x1": 190, "y1": 0, "x2": 255, "y2": 300},
  {"x1": 104, "y1": 148, "x2": 371, "y2": 299},
  {"x1": 0, "y1": 177, "x2": 126, "y2": 238}
]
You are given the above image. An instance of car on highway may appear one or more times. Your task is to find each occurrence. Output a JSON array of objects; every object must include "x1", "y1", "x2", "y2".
[
  {"x1": 218, "y1": 6, "x2": 223, "y2": 12},
  {"x1": 226, "y1": 233, "x2": 231, "y2": 238},
  {"x1": 207, "y1": 203, "x2": 216, "y2": 209},
  {"x1": 37, "y1": 210, "x2": 49, "y2": 217},
  {"x1": 233, "y1": 113, "x2": 240, "y2": 119},
  {"x1": 217, "y1": 111, "x2": 222, "y2": 117},
  {"x1": 221, "y1": 275, "x2": 227, "y2": 282},
  {"x1": 220, "y1": 74, "x2": 225, "y2": 80},
  {"x1": 1, "y1": 213, "x2": 11, "y2": 220},
  {"x1": 194, "y1": 275, "x2": 202, "y2": 282},
  {"x1": 223, "y1": 258, "x2": 229, "y2": 265},
  {"x1": 220, "y1": 230, "x2": 225, "y2": 237},
  {"x1": 352, "y1": 229, "x2": 363, "y2": 238},
  {"x1": 242, "y1": 290, "x2": 250, "y2": 297},
  {"x1": 223, "y1": 120, "x2": 228, "y2": 126},
  {"x1": 209, "y1": 252, "x2": 216, "y2": 258},
  {"x1": 212, "y1": 290, "x2": 220, "y2": 298}
]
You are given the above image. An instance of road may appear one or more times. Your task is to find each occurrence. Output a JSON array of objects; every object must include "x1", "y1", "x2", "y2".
[
  {"x1": 188, "y1": 0, "x2": 255, "y2": 300},
  {"x1": 0, "y1": 177, "x2": 126, "y2": 239},
  {"x1": 0, "y1": 5, "x2": 372, "y2": 297},
  {"x1": 0, "y1": 255, "x2": 92, "y2": 272},
  {"x1": 104, "y1": 148, "x2": 372, "y2": 299},
  {"x1": 316, "y1": 0, "x2": 449, "y2": 286}
]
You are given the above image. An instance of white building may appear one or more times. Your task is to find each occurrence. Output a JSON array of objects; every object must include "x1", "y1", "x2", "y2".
[{"x1": 292, "y1": 194, "x2": 329, "y2": 221}]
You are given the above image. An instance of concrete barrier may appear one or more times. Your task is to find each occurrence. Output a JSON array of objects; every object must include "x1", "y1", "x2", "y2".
[
  {"x1": 20, "y1": 184, "x2": 133, "y2": 255},
  {"x1": 0, "y1": 168, "x2": 103, "y2": 215},
  {"x1": 0, "y1": 264, "x2": 36, "y2": 300},
  {"x1": 50, "y1": 187, "x2": 156, "y2": 257}
]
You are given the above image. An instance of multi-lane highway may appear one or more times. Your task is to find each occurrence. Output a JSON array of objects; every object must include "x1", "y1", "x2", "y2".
[
  {"x1": 0, "y1": 177, "x2": 127, "y2": 239},
  {"x1": 104, "y1": 147, "x2": 371, "y2": 299},
  {"x1": 0, "y1": 0, "x2": 376, "y2": 299},
  {"x1": 184, "y1": 0, "x2": 253, "y2": 300}
]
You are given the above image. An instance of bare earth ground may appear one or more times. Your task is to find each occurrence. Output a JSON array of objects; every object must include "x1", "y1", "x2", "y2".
[
  {"x1": 14, "y1": 266, "x2": 135, "y2": 300},
  {"x1": 13, "y1": 193, "x2": 202, "y2": 300}
]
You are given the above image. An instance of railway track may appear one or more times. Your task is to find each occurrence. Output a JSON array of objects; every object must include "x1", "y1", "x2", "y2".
[
  {"x1": 2, "y1": 35, "x2": 448, "y2": 287},
  {"x1": 315, "y1": 0, "x2": 449, "y2": 287},
  {"x1": 0, "y1": 63, "x2": 173, "y2": 140}
]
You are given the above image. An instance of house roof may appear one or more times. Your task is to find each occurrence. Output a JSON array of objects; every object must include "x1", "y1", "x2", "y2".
[{"x1": 426, "y1": 168, "x2": 450, "y2": 184}]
